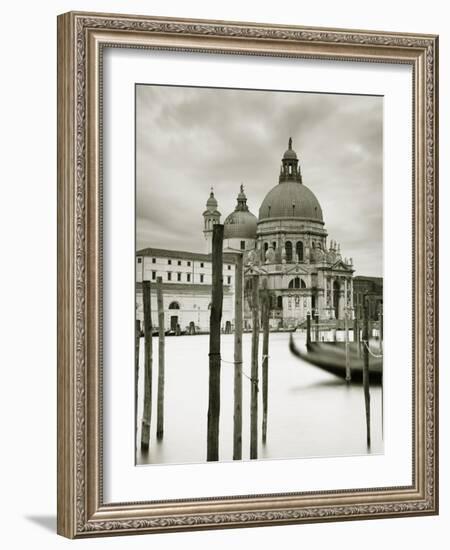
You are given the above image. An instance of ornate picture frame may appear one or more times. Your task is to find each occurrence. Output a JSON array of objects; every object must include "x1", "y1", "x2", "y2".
[{"x1": 57, "y1": 11, "x2": 438, "y2": 538}]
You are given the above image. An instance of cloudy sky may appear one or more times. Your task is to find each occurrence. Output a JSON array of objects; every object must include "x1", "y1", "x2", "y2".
[{"x1": 136, "y1": 85, "x2": 383, "y2": 277}]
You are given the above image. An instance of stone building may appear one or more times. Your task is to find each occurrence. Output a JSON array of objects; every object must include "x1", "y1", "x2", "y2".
[
  {"x1": 353, "y1": 276, "x2": 383, "y2": 321},
  {"x1": 136, "y1": 248, "x2": 235, "y2": 333}
]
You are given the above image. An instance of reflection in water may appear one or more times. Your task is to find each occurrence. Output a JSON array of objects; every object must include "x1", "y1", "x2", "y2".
[{"x1": 136, "y1": 332, "x2": 382, "y2": 465}]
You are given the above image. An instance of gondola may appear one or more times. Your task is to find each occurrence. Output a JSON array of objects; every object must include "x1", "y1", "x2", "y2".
[{"x1": 289, "y1": 334, "x2": 382, "y2": 385}]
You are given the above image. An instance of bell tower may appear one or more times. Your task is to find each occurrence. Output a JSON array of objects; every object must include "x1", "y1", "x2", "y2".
[{"x1": 203, "y1": 188, "x2": 221, "y2": 253}]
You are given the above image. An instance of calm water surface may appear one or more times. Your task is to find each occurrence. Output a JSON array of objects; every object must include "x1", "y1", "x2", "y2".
[{"x1": 136, "y1": 331, "x2": 383, "y2": 465}]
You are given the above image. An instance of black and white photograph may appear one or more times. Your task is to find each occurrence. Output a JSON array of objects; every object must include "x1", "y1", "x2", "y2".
[{"x1": 135, "y1": 84, "x2": 384, "y2": 465}]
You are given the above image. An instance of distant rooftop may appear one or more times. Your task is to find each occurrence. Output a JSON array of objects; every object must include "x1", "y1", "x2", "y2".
[
  {"x1": 354, "y1": 275, "x2": 383, "y2": 284},
  {"x1": 136, "y1": 282, "x2": 232, "y2": 293},
  {"x1": 136, "y1": 247, "x2": 236, "y2": 263}
]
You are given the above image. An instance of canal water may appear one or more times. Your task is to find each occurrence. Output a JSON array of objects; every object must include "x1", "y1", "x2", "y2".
[{"x1": 136, "y1": 331, "x2": 383, "y2": 466}]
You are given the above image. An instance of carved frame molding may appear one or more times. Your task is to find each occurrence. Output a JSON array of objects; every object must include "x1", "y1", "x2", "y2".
[{"x1": 57, "y1": 11, "x2": 438, "y2": 538}]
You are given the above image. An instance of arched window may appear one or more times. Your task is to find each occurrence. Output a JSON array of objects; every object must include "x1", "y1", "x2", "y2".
[
  {"x1": 296, "y1": 241, "x2": 304, "y2": 261},
  {"x1": 169, "y1": 301, "x2": 180, "y2": 310},
  {"x1": 285, "y1": 241, "x2": 293, "y2": 262},
  {"x1": 272, "y1": 241, "x2": 277, "y2": 250},
  {"x1": 277, "y1": 295, "x2": 283, "y2": 309},
  {"x1": 264, "y1": 242, "x2": 269, "y2": 253},
  {"x1": 288, "y1": 277, "x2": 306, "y2": 289}
]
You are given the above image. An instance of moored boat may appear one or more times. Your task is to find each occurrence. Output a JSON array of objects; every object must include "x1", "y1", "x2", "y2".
[{"x1": 289, "y1": 334, "x2": 382, "y2": 384}]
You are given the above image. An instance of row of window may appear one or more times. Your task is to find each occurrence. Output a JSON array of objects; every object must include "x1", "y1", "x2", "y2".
[
  {"x1": 138, "y1": 257, "x2": 233, "y2": 270},
  {"x1": 149, "y1": 271, "x2": 232, "y2": 285},
  {"x1": 151, "y1": 271, "x2": 196, "y2": 282},
  {"x1": 262, "y1": 240, "x2": 304, "y2": 261},
  {"x1": 262, "y1": 240, "x2": 323, "y2": 262},
  {"x1": 274, "y1": 295, "x2": 317, "y2": 310}
]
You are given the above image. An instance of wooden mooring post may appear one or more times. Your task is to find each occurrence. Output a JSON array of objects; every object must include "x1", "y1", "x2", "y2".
[
  {"x1": 207, "y1": 224, "x2": 223, "y2": 461},
  {"x1": 233, "y1": 253, "x2": 243, "y2": 460},
  {"x1": 141, "y1": 280, "x2": 153, "y2": 450},
  {"x1": 354, "y1": 316, "x2": 360, "y2": 357},
  {"x1": 135, "y1": 319, "x2": 140, "y2": 434},
  {"x1": 379, "y1": 307, "x2": 384, "y2": 439},
  {"x1": 156, "y1": 276, "x2": 165, "y2": 441},
  {"x1": 250, "y1": 273, "x2": 260, "y2": 459},
  {"x1": 379, "y1": 308, "x2": 383, "y2": 355},
  {"x1": 362, "y1": 302, "x2": 371, "y2": 448},
  {"x1": 306, "y1": 311, "x2": 311, "y2": 347},
  {"x1": 344, "y1": 310, "x2": 351, "y2": 382},
  {"x1": 261, "y1": 279, "x2": 270, "y2": 444},
  {"x1": 314, "y1": 311, "x2": 319, "y2": 342}
]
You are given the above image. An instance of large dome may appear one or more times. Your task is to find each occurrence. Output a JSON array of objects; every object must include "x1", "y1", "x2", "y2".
[
  {"x1": 224, "y1": 184, "x2": 257, "y2": 239},
  {"x1": 258, "y1": 181, "x2": 323, "y2": 222}
]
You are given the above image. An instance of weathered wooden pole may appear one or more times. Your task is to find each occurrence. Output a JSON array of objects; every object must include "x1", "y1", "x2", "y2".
[
  {"x1": 135, "y1": 319, "x2": 140, "y2": 434},
  {"x1": 345, "y1": 309, "x2": 351, "y2": 382},
  {"x1": 250, "y1": 273, "x2": 260, "y2": 460},
  {"x1": 207, "y1": 224, "x2": 223, "y2": 461},
  {"x1": 363, "y1": 300, "x2": 371, "y2": 448},
  {"x1": 355, "y1": 315, "x2": 360, "y2": 357},
  {"x1": 379, "y1": 305, "x2": 384, "y2": 439},
  {"x1": 141, "y1": 281, "x2": 153, "y2": 450},
  {"x1": 262, "y1": 279, "x2": 270, "y2": 444},
  {"x1": 306, "y1": 311, "x2": 311, "y2": 348},
  {"x1": 379, "y1": 308, "x2": 383, "y2": 355},
  {"x1": 233, "y1": 253, "x2": 243, "y2": 460},
  {"x1": 156, "y1": 276, "x2": 165, "y2": 440},
  {"x1": 314, "y1": 311, "x2": 319, "y2": 342}
]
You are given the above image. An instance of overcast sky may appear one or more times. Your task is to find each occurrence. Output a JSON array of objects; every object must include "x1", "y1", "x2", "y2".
[{"x1": 136, "y1": 85, "x2": 383, "y2": 277}]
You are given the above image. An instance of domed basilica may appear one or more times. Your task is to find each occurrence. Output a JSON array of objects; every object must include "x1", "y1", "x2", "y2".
[
  {"x1": 137, "y1": 138, "x2": 357, "y2": 334},
  {"x1": 203, "y1": 138, "x2": 355, "y2": 326}
]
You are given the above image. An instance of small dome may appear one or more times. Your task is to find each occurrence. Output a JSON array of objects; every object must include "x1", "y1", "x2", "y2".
[
  {"x1": 224, "y1": 210, "x2": 258, "y2": 239},
  {"x1": 283, "y1": 136, "x2": 298, "y2": 160},
  {"x1": 206, "y1": 190, "x2": 218, "y2": 210},
  {"x1": 224, "y1": 184, "x2": 257, "y2": 239},
  {"x1": 259, "y1": 181, "x2": 323, "y2": 222},
  {"x1": 283, "y1": 148, "x2": 298, "y2": 160}
]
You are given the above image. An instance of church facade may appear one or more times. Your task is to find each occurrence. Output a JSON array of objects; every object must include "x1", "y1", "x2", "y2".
[
  {"x1": 222, "y1": 138, "x2": 355, "y2": 328},
  {"x1": 137, "y1": 138, "x2": 355, "y2": 332}
]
